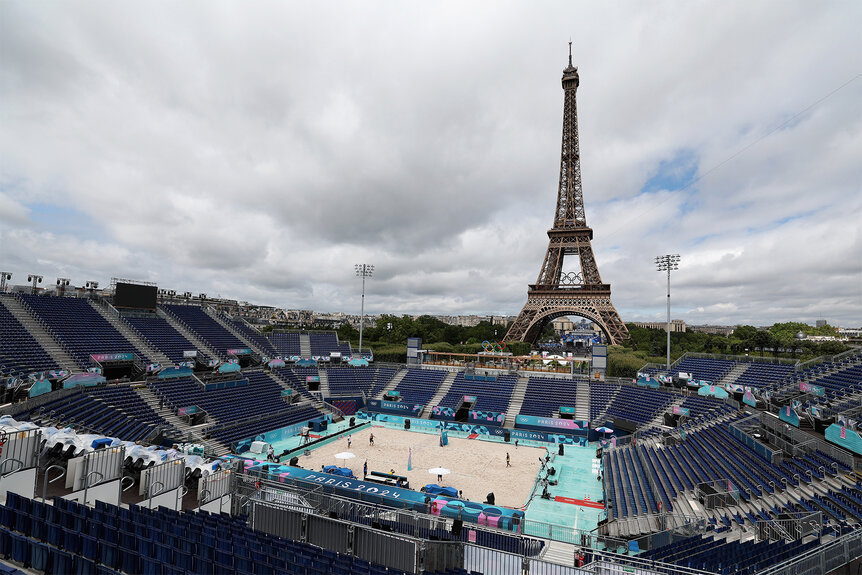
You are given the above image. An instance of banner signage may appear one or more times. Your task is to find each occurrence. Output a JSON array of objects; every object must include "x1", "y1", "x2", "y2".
[
  {"x1": 515, "y1": 414, "x2": 587, "y2": 432},
  {"x1": 90, "y1": 353, "x2": 134, "y2": 363},
  {"x1": 559, "y1": 406, "x2": 576, "y2": 415},
  {"x1": 432, "y1": 406, "x2": 457, "y2": 420},
  {"x1": 463, "y1": 395, "x2": 477, "y2": 403},
  {"x1": 227, "y1": 348, "x2": 251, "y2": 356},
  {"x1": 672, "y1": 406, "x2": 690, "y2": 416},
  {"x1": 281, "y1": 389, "x2": 292, "y2": 397},
  {"x1": 146, "y1": 363, "x2": 161, "y2": 373},
  {"x1": 366, "y1": 399, "x2": 423, "y2": 416},
  {"x1": 306, "y1": 376, "x2": 320, "y2": 383},
  {"x1": 779, "y1": 406, "x2": 800, "y2": 428},
  {"x1": 742, "y1": 390, "x2": 757, "y2": 407},
  {"x1": 799, "y1": 382, "x2": 825, "y2": 396},
  {"x1": 357, "y1": 411, "x2": 589, "y2": 446},
  {"x1": 177, "y1": 406, "x2": 198, "y2": 416},
  {"x1": 183, "y1": 350, "x2": 198, "y2": 358},
  {"x1": 468, "y1": 410, "x2": 505, "y2": 426}
]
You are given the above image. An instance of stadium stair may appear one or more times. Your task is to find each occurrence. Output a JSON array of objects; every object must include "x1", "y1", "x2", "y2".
[
  {"x1": 575, "y1": 382, "x2": 590, "y2": 421},
  {"x1": 422, "y1": 371, "x2": 458, "y2": 417},
  {"x1": 90, "y1": 300, "x2": 171, "y2": 366},
  {"x1": 317, "y1": 368, "x2": 331, "y2": 398},
  {"x1": 299, "y1": 333, "x2": 312, "y2": 358},
  {"x1": 0, "y1": 295, "x2": 77, "y2": 372},
  {"x1": 159, "y1": 307, "x2": 221, "y2": 361},
  {"x1": 647, "y1": 398, "x2": 685, "y2": 429},
  {"x1": 133, "y1": 386, "x2": 193, "y2": 438},
  {"x1": 203, "y1": 307, "x2": 264, "y2": 356},
  {"x1": 374, "y1": 367, "x2": 407, "y2": 400},
  {"x1": 503, "y1": 376, "x2": 530, "y2": 428},
  {"x1": 719, "y1": 362, "x2": 751, "y2": 387}
]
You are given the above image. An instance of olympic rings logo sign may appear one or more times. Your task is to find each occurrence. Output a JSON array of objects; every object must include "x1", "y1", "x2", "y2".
[{"x1": 481, "y1": 340, "x2": 506, "y2": 353}]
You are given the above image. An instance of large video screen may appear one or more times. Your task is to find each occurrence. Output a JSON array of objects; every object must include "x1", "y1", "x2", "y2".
[{"x1": 114, "y1": 282, "x2": 157, "y2": 310}]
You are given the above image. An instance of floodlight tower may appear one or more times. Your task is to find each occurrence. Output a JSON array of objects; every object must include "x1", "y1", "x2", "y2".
[
  {"x1": 655, "y1": 255, "x2": 680, "y2": 370},
  {"x1": 355, "y1": 264, "x2": 374, "y2": 359},
  {"x1": 27, "y1": 274, "x2": 43, "y2": 295},
  {"x1": 0, "y1": 272, "x2": 11, "y2": 293}
]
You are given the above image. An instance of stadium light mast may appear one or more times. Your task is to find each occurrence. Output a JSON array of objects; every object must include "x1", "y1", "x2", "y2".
[
  {"x1": 0, "y1": 272, "x2": 11, "y2": 293},
  {"x1": 655, "y1": 255, "x2": 680, "y2": 371},
  {"x1": 355, "y1": 264, "x2": 374, "y2": 359},
  {"x1": 27, "y1": 274, "x2": 43, "y2": 295}
]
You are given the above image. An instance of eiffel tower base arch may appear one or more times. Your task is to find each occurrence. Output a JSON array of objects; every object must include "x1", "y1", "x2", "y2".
[{"x1": 505, "y1": 290, "x2": 629, "y2": 346}]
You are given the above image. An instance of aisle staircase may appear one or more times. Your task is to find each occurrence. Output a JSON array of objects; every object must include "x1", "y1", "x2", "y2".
[
  {"x1": 421, "y1": 372, "x2": 458, "y2": 417},
  {"x1": 204, "y1": 307, "x2": 265, "y2": 356},
  {"x1": 299, "y1": 333, "x2": 311, "y2": 358},
  {"x1": 89, "y1": 300, "x2": 171, "y2": 366},
  {"x1": 503, "y1": 376, "x2": 530, "y2": 428},
  {"x1": 317, "y1": 369, "x2": 331, "y2": 398},
  {"x1": 159, "y1": 307, "x2": 221, "y2": 361},
  {"x1": 0, "y1": 295, "x2": 77, "y2": 371},
  {"x1": 575, "y1": 381, "x2": 590, "y2": 421},
  {"x1": 133, "y1": 385, "x2": 229, "y2": 456},
  {"x1": 374, "y1": 368, "x2": 407, "y2": 400},
  {"x1": 720, "y1": 363, "x2": 750, "y2": 387}
]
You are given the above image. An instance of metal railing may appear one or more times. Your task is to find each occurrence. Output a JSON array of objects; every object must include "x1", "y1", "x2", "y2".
[{"x1": 754, "y1": 527, "x2": 862, "y2": 575}]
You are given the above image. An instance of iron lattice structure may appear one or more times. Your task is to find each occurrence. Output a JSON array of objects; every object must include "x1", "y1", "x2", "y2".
[{"x1": 506, "y1": 48, "x2": 628, "y2": 346}]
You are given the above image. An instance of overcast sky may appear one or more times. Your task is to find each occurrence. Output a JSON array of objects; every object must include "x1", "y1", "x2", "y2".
[{"x1": 1, "y1": 1, "x2": 860, "y2": 327}]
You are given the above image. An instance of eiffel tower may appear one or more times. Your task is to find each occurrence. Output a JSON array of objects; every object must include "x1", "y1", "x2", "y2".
[{"x1": 505, "y1": 45, "x2": 629, "y2": 346}]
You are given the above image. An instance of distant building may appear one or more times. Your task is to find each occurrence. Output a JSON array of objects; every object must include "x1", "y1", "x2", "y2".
[
  {"x1": 815, "y1": 319, "x2": 828, "y2": 328},
  {"x1": 631, "y1": 319, "x2": 687, "y2": 333},
  {"x1": 688, "y1": 324, "x2": 735, "y2": 336}
]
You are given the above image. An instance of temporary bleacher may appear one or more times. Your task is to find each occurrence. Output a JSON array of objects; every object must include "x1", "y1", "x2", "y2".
[
  {"x1": 308, "y1": 332, "x2": 351, "y2": 357},
  {"x1": 589, "y1": 382, "x2": 620, "y2": 421},
  {"x1": 222, "y1": 315, "x2": 277, "y2": 355},
  {"x1": 161, "y1": 304, "x2": 248, "y2": 360},
  {"x1": 518, "y1": 377, "x2": 580, "y2": 417},
  {"x1": 325, "y1": 366, "x2": 398, "y2": 398},
  {"x1": 641, "y1": 533, "x2": 820, "y2": 575},
  {"x1": 23, "y1": 384, "x2": 171, "y2": 442},
  {"x1": 436, "y1": 373, "x2": 518, "y2": 413},
  {"x1": 148, "y1": 371, "x2": 324, "y2": 445},
  {"x1": 672, "y1": 356, "x2": 736, "y2": 383},
  {"x1": 17, "y1": 294, "x2": 148, "y2": 369},
  {"x1": 269, "y1": 332, "x2": 302, "y2": 357},
  {"x1": 124, "y1": 314, "x2": 207, "y2": 364},
  {"x1": 733, "y1": 362, "x2": 795, "y2": 389},
  {"x1": 209, "y1": 403, "x2": 321, "y2": 447},
  {"x1": 602, "y1": 386, "x2": 676, "y2": 426},
  {"x1": 678, "y1": 395, "x2": 727, "y2": 419},
  {"x1": 271, "y1": 366, "x2": 318, "y2": 402},
  {"x1": 391, "y1": 368, "x2": 448, "y2": 406},
  {"x1": 0, "y1": 494, "x2": 477, "y2": 575},
  {"x1": 0, "y1": 299, "x2": 58, "y2": 377}
]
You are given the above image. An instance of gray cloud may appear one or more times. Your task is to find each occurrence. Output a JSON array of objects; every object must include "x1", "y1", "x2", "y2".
[{"x1": 1, "y1": 1, "x2": 859, "y2": 326}]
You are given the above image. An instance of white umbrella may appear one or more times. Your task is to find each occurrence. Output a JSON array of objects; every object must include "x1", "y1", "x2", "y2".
[
  {"x1": 428, "y1": 467, "x2": 451, "y2": 476},
  {"x1": 334, "y1": 452, "x2": 356, "y2": 461}
]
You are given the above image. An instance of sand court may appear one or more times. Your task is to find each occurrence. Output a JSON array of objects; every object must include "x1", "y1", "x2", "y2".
[{"x1": 292, "y1": 424, "x2": 546, "y2": 509}]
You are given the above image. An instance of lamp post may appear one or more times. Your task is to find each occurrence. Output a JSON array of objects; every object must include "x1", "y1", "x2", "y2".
[
  {"x1": 655, "y1": 254, "x2": 680, "y2": 371},
  {"x1": 355, "y1": 264, "x2": 374, "y2": 359}
]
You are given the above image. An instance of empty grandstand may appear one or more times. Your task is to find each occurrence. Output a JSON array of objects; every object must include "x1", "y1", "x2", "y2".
[{"x1": 1, "y1": 289, "x2": 860, "y2": 574}]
